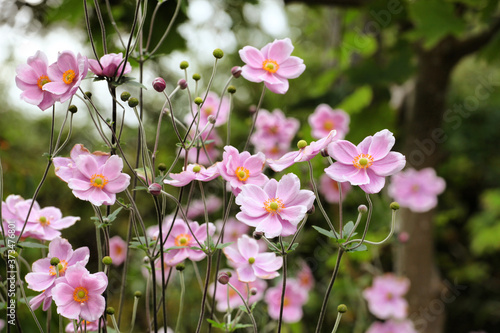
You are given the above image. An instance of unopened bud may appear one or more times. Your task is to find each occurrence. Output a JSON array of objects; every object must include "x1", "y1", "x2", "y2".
[
  {"x1": 250, "y1": 287, "x2": 258, "y2": 296},
  {"x1": 253, "y1": 231, "x2": 263, "y2": 240},
  {"x1": 207, "y1": 115, "x2": 216, "y2": 124},
  {"x1": 176, "y1": 263, "x2": 185, "y2": 271},
  {"x1": 158, "y1": 163, "x2": 167, "y2": 171},
  {"x1": 297, "y1": 140, "x2": 308, "y2": 149},
  {"x1": 337, "y1": 304, "x2": 347, "y2": 313},
  {"x1": 192, "y1": 73, "x2": 201, "y2": 81},
  {"x1": 358, "y1": 205, "x2": 368, "y2": 214},
  {"x1": 128, "y1": 97, "x2": 139, "y2": 108},
  {"x1": 390, "y1": 202, "x2": 400, "y2": 210},
  {"x1": 84, "y1": 91, "x2": 92, "y2": 99},
  {"x1": 194, "y1": 97, "x2": 203, "y2": 105},
  {"x1": 307, "y1": 205, "x2": 315, "y2": 215},
  {"x1": 152, "y1": 77, "x2": 166, "y2": 92},
  {"x1": 320, "y1": 149, "x2": 329, "y2": 158},
  {"x1": 148, "y1": 183, "x2": 162, "y2": 196},
  {"x1": 134, "y1": 291, "x2": 142, "y2": 298},
  {"x1": 231, "y1": 66, "x2": 242, "y2": 78},
  {"x1": 227, "y1": 85, "x2": 236, "y2": 94},
  {"x1": 121, "y1": 91, "x2": 131, "y2": 101},
  {"x1": 102, "y1": 256, "x2": 113, "y2": 266},
  {"x1": 178, "y1": 79, "x2": 187, "y2": 90},
  {"x1": 68, "y1": 105, "x2": 77, "y2": 113},
  {"x1": 218, "y1": 272, "x2": 230, "y2": 285},
  {"x1": 249, "y1": 105, "x2": 257, "y2": 114},
  {"x1": 106, "y1": 307, "x2": 115, "y2": 315},
  {"x1": 143, "y1": 256, "x2": 150, "y2": 264},
  {"x1": 180, "y1": 61, "x2": 189, "y2": 70},
  {"x1": 398, "y1": 231, "x2": 409, "y2": 244},
  {"x1": 213, "y1": 48, "x2": 224, "y2": 59},
  {"x1": 50, "y1": 257, "x2": 60, "y2": 266}
]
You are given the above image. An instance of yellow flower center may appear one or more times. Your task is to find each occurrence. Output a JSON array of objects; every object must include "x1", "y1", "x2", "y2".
[
  {"x1": 192, "y1": 165, "x2": 201, "y2": 173},
  {"x1": 235, "y1": 167, "x2": 250, "y2": 181},
  {"x1": 248, "y1": 257, "x2": 255, "y2": 264},
  {"x1": 283, "y1": 296, "x2": 290, "y2": 307},
  {"x1": 174, "y1": 233, "x2": 192, "y2": 247},
  {"x1": 37, "y1": 75, "x2": 51, "y2": 89},
  {"x1": 73, "y1": 286, "x2": 89, "y2": 303},
  {"x1": 39, "y1": 216, "x2": 50, "y2": 226},
  {"x1": 49, "y1": 260, "x2": 68, "y2": 276},
  {"x1": 264, "y1": 198, "x2": 285, "y2": 215},
  {"x1": 411, "y1": 184, "x2": 420, "y2": 192},
  {"x1": 323, "y1": 120, "x2": 334, "y2": 131},
  {"x1": 352, "y1": 154, "x2": 374, "y2": 169},
  {"x1": 90, "y1": 174, "x2": 108, "y2": 189},
  {"x1": 204, "y1": 107, "x2": 213, "y2": 115},
  {"x1": 262, "y1": 59, "x2": 279, "y2": 74},
  {"x1": 62, "y1": 69, "x2": 76, "y2": 84}
]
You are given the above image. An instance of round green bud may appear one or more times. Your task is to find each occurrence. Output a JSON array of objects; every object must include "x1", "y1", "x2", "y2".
[
  {"x1": 390, "y1": 202, "x2": 400, "y2": 210},
  {"x1": 337, "y1": 304, "x2": 347, "y2": 313},
  {"x1": 253, "y1": 231, "x2": 263, "y2": 240},
  {"x1": 227, "y1": 85, "x2": 237, "y2": 94},
  {"x1": 192, "y1": 73, "x2": 201, "y2": 81},
  {"x1": 120, "y1": 91, "x2": 131, "y2": 101},
  {"x1": 143, "y1": 256, "x2": 150, "y2": 264},
  {"x1": 180, "y1": 61, "x2": 189, "y2": 70},
  {"x1": 106, "y1": 307, "x2": 115, "y2": 315},
  {"x1": 84, "y1": 91, "x2": 92, "y2": 99},
  {"x1": 128, "y1": 97, "x2": 139, "y2": 108},
  {"x1": 134, "y1": 291, "x2": 142, "y2": 298},
  {"x1": 192, "y1": 165, "x2": 201, "y2": 173},
  {"x1": 213, "y1": 48, "x2": 224, "y2": 59},
  {"x1": 102, "y1": 256, "x2": 113, "y2": 266},
  {"x1": 68, "y1": 105, "x2": 78, "y2": 113},
  {"x1": 248, "y1": 257, "x2": 255, "y2": 264},
  {"x1": 50, "y1": 257, "x2": 60, "y2": 266},
  {"x1": 358, "y1": 205, "x2": 368, "y2": 214},
  {"x1": 297, "y1": 140, "x2": 308, "y2": 149},
  {"x1": 176, "y1": 263, "x2": 186, "y2": 271},
  {"x1": 194, "y1": 97, "x2": 203, "y2": 105},
  {"x1": 158, "y1": 163, "x2": 167, "y2": 171},
  {"x1": 250, "y1": 287, "x2": 258, "y2": 295}
]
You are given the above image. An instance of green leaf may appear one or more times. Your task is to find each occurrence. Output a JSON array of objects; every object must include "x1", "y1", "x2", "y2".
[
  {"x1": 346, "y1": 243, "x2": 368, "y2": 252},
  {"x1": 336, "y1": 85, "x2": 373, "y2": 114},
  {"x1": 216, "y1": 242, "x2": 233, "y2": 250},
  {"x1": 342, "y1": 221, "x2": 357, "y2": 238},
  {"x1": 286, "y1": 242, "x2": 299, "y2": 254},
  {"x1": 312, "y1": 225, "x2": 339, "y2": 239},
  {"x1": 206, "y1": 319, "x2": 225, "y2": 329},
  {"x1": 17, "y1": 242, "x2": 48, "y2": 249}
]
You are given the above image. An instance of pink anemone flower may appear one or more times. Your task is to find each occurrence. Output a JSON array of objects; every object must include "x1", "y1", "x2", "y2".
[
  {"x1": 15, "y1": 50, "x2": 56, "y2": 110},
  {"x1": 44, "y1": 50, "x2": 88, "y2": 103},
  {"x1": 265, "y1": 279, "x2": 308, "y2": 323},
  {"x1": 325, "y1": 129, "x2": 406, "y2": 194},
  {"x1": 362, "y1": 273, "x2": 410, "y2": 320},
  {"x1": 210, "y1": 269, "x2": 267, "y2": 312},
  {"x1": 239, "y1": 38, "x2": 305, "y2": 94},
  {"x1": 366, "y1": 319, "x2": 417, "y2": 333},
  {"x1": 186, "y1": 196, "x2": 222, "y2": 219},
  {"x1": 319, "y1": 174, "x2": 352, "y2": 204},
  {"x1": 53, "y1": 144, "x2": 110, "y2": 183},
  {"x1": 163, "y1": 163, "x2": 220, "y2": 187},
  {"x1": 267, "y1": 130, "x2": 337, "y2": 172},
  {"x1": 235, "y1": 173, "x2": 315, "y2": 238},
  {"x1": 250, "y1": 108, "x2": 299, "y2": 149},
  {"x1": 308, "y1": 104, "x2": 350, "y2": 140},
  {"x1": 30, "y1": 286, "x2": 55, "y2": 311},
  {"x1": 52, "y1": 264, "x2": 108, "y2": 322},
  {"x1": 388, "y1": 168, "x2": 446, "y2": 213},
  {"x1": 223, "y1": 235, "x2": 282, "y2": 282},
  {"x1": 109, "y1": 235, "x2": 127, "y2": 266},
  {"x1": 218, "y1": 146, "x2": 268, "y2": 195},
  {"x1": 88, "y1": 53, "x2": 131, "y2": 78}
]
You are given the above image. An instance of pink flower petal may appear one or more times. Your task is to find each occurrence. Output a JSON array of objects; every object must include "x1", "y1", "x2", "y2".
[
  {"x1": 239, "y1": 46, "x2": 266, "y2": 68},
  {"x1": 327, "y1": 140, "x2": 359, "y2": 164},
  {"x1": 236, "y1": 265, "x2": 256, "y2": 282},
  {"x1": 370, "y1": 152, "x2": 406, "y2": 176},
  {"x1": 276, "y1": 56, "x2": 305, "y2": 79},
  {"x1": 368, "y1": 129, "x2": 395, "y2": 160},
  {"x1": 265, "y1": 38, "x2": 294, "y2": 64}
]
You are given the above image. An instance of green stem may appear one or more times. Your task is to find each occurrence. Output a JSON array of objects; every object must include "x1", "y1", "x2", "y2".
[{"x1": 174, "y1": 270, "x2": 186, "y2": 333}]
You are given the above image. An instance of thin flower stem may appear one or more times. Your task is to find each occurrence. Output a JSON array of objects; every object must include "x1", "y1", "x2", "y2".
[
  {"x1": 227, "y1": 283, "x2": 258, "y2": 333},
  {"x1": 83, "y1": 0, "x2": 100, "y2": 64},
  {"x1": 343, "y1": 193, "x2": 373, "y2": 250},
  {"x1": 331, "y1": 312, "x2": 343, "y2": 333},
  {"x1": 315, "y1": 249, "x2": 344, "y2": 333},
  {"x1": 243, "y1": 85, "x2": 266, "y2": 151},
  {"x1": 338, "y1": 182, "x2": 343, "y2": 238},
  {"x1": 277, "y1": 236, "x2": 287, "y2": 333},
  {"x1": 110, "y1": 314, "x2": 120, "y2": 333},
  {"x1": 149, "y1": 0, "x2": 182, "y2": 56},
  {"x1": 174, "y1": 270, "x2": 186, "y2": 333},
  {"x1": 287, "y1": 215, "x2": 309, "y2": 252},
  {"x1": 145, "y1": 1, "x2": 163, "y2": 51},
  {"x1": 195, "y1": 255, "x2": 213, "y2": 333},
  {"x1": 117, "y1": 0, "x2": 142, "y2": 82},
  {"x1": 307, "y1": 161, "x2": 338, "y2": 238},
  {"x1": 149, "y1": 259, "x2": 159, "y2": 333},
  {"x1": 346, "y1": 210, "x2": 397, "y2": 246},
  {"x1": 130, "y1": 294, "x2": 140, "y2": 333},
  {"x1": 104, "y1": 0, "x2": 126, "y2": 49},
  {"x1": 15, "y1": 257, "x2": 44, "y2": 333},
  {"x1": 345, "y1": 211, "x2": 364, "y2": 242},
  {"x1": 92, "y1": 0, "x2": 107, "y2": 54}
]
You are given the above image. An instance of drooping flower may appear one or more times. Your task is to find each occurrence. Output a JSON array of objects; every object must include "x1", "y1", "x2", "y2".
[
  {"x1": 88, "y1": 53, "x2": 131, "y2": 79},
  {"x1": 250, "y1": 109, "x2": 299, "y2": 150},
  {"x1": 362, "y1": 273, "x2": 410, "y2": 320},
  {"x1": 163, "y1": 163, "x2": 220, "y2": 187},
  {"x1": 25, "y1": 237, "x2": 90, "y2": 292},
  {"x1": 265, "y1": 279, "x2": 308, "y2": 323},
  {"x1": 223, "y1": 235, "x2": 282, "y2": 282},
  {"x1": 325, "y1": 129, "x2": 406, "y2": 194},
  {"x1": 267, "y1": 130, "x2": 337, "y2": 172},
  {"x1": 54, "y1": 144, "x2": 131, "y2": 206},
  {"x1": 210, "y1": 269, "x2": 267, "y2": 312},
  {"x1": 319, "y1": 174, "x2": 352, "y2": 204},
  {"x1": 218, "y1": 146, "x2": 268, "y2": 195},
  {"x1": 44, "y1": 50, "x2": 88, "y2": 103},
  {"x1": 308, "y1": 104, "x2": 350, "y2": 140},
  {"x1": 366, "y1": 319, "x2": 417, "y2": 333},
  {"x1": 163, "y1": 218, "x2": 215, "y2": 266},
  {"x1": 185, "y1": 92, "x2": 230, "y2": 127},
  {"x1": 109, "y1": 235, "x2": 127, "y2": 266},
  {"x1": 235, "y1": 173, "x2": 315, "y2": 238},
  {"x1": 239, "y1": 38, "x2": 305, "y2": 94},
  {"x1": 15, "y1": 50, "x2": 57, "y2": 110},
  {"x1": 52, "y1": 264, "x2": 108, "y2": 322},
  {"x1": 388, "y1": 168, "x2": 446, "y2": 213}
]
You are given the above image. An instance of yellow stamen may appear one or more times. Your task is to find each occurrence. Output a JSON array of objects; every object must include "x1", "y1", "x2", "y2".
[
  {"x1": 37, "y1": 75, "x2": 50, "y2": 89},
  {"x1": 39, "y1": 216, "x2": 50, "y2": 226},
  {"x1": 49, "y1": 260, "x2": 68, "y2": 276},
  {"x1": 264, "y1": 198, "x2": 285, "y2": 215},
  {"x1": 352, "y1": 154, "x2": 374, "y2": 169},
  {"x1": 323, "y1": 120, "x2": 334, "y2": 131},
  {"x1": 174, "y1": 233, "x2": 192, "y2": 247},
  {"x1": 62, "y1": 69, "x2": 76, "y2": 84},
  {"x1": 235, "y1": 167, "x2": 250, "y2": 182},
  {"x1": 90, "y1": 174, "x2": 108, "y2": 189},
  {"x1": 73, "y1": 286, "x2": 89, "y2": 303},
  {"x1": 262, "y1": 59, "x2": 279, "y2": 74}
]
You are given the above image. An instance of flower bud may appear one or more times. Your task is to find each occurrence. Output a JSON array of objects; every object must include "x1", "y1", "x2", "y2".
[
  {"x1": 50, "y1": 257, "x2": 60, "y2": 266},
  {"x1": 398, "y1": 231, "x2": 409, "y2": 244},
  {"x1": 207, "y1": 115, "x2": 216, "y2": 124},
  {"x1": 213, "y1": 48, "x2": 224, "y2": 59},
  {"x1": 121, "y1": 91, "x2": 131, "y2": 101},
  {"x1": 178, "y1": 79, "x2": 188, "y2": 90},
  {"x1": 143, "y1": 256, "x2": 150, "y2": 264},
  {"x1": 148, "y1": 183, "x2": 162, "y2": 196},
  {"x1": 231, "y1": 66, "x2": 242, "y2": 78},
  {"x1": 248, "y1": 105, "x2": 257, "y2": 114},
  {"x1": 358, "y1": 205, "x2": 368, "y2": 214},
  {"x1": 68, "y1": 105, "x2": 78, "y2": 113},
  {"x1": 297, "y1": 140, "x2": 308, "y2": 149},
  {"x1": 134, "y1": 291, "x2": 142, "y2": 298},
  {"x1": 217, "y1": 272, "x2": 230, "y2": 285},
  {"x1": 102, "y1": 256, "x2": 113, "y2": 266},
  {"x1": 320, "y1": 149, "x2": 329, "y2": 158},
  {"x1": 176, "y1": 263, "x2": 185, "y2": 271},
  {"x1": 152, "y1": 77, "x2": 166, "y2": 92},
  {"x1": 250, "y1": 287, "x2": 258, "y2": 296},
  {"x1": 84, "y1": 91, "x2": 92, "y2": 99},
  {"x1": 337, "y1": 304, "x2": 347, "y2": 313},
  {"x1": 194, "y1": 97, "x2": 203, "y2": 105},
  {"x1": 158, "y1": 163, "x2": 167, "y2": 171},
  {"x1": 227, "y1": 85, "x2": 236, "y2": 94},
  {"x1": 180, "y1": 61, "x2": 189, "y2": 70},
  {"x1": 106, "y1": 307, "x2": 115, "y2": 315},
  {"x1": 253, "y1": 231, "x2": 263, "y2": 240},
  {"x1": 390, "y1": 202, "x2": 400, "y2": 210},
  {"x1": 128, "y1": 97, "x2": 139, "y2": 108},
  {"x1": 192, "y1": 73, "x2": 201, "y2": 81},
  {"x1": 307, "y1": 205, "x2": 315, "y2": 215}
]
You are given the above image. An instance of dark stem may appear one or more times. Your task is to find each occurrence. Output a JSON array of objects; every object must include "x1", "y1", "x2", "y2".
[
  {"x1": 277, "y1": 237, "x2": 287, "y2": 333},
  {"x1": 194, "y1": 255, "x2": 212, "y2": 333}
]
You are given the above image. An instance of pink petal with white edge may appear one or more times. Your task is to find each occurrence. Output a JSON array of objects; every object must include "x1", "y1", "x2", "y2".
[
  {"x1": 104, "y1": 173, "x2": 130, "y2": 193},
  {"x1": 241, "y1": 66, "x2": 266, "y2": 83},
  {"x1": 267, "y1": 151, "x2": 299, "y2": 172},
  {"x1": 237, "y1": 235, "x2": 259, "y2": 259},
  {"x1": 265, "y1": 79, "x2": 289, "y2": 95},
  {"x1": 223, "y1": 244, "x2": 246, "y2": 264},
  {"x1": 279, "y1": 205, "x2": 307, "y2": 225},
  {"x1": 286, "y1": 190, "x2": 315, "y2": 210},
  {"x1": 253, "y1": 266, "x2": 279, "y2": 280},
  {"x1": 242, "y1": 153, "x2": 266, "y2": 173},
  {"x1": 239, "y1": 46, "x2": 265, "y2": 68},
  {"x1": 52, "y1": 283, "x2": 75, "y2": 305},
  {"x1": 263, "y1": 178, "x2": 278, "y2": 198},
  {"x1": 236, "y1": 265, "x2": 256, "y2": 282},
  {"x1": 80, "y1": 296, "x2": 105, "y2": 322},
  {"x1": 237, "y1": 184, "x2": 268, "y2": 205},
  {"x1": 83, "y1": 272, "x2": 108, "y2": 293},
  {"x1": 238, "y1": 197, "x2": 268, "y2": 218},
  {"x1": 359, "y1": 171, "x2": 386, "y2": 194},
  {"x1": 265, "y1": 38, "x2": 294, "y2": 64},
  {"x1": 255, "y1": 253, "x2": 283, "y2": 271},
  {"x1": 368, "y1": 129, "x2": 395, "y2": 160},
  {"x1": 277, "y1": 56, "x2": 305, "y2": 79},
  {"x1": 327, "y1": 140, "x2": 359, "y2": 164},
  {"x1": 58, "y1": 300, "x2": 82, "y2": 320},
  {"x1": 275, "y1": 174, "x2": 301, "y2": 204},
  {"x1": 102, "y1": 155, "x2": 124, "y2": 180},
  {"x1": 48, "y1": 237, "x2": 73, "y2": 259},
  {"x1": 324, "y1": 163, "x2": 357, "y2": 183},
  {"x1": 256, "y1": 214, "x2": 282, "y2": 238},
  {"x1": 235, "y1": 212, "x2": 260, "y2": 227},
  {"x1": 370, "y1": 152, "x2": 406, "y2": 176},
  {"x1": 75, "y1": 155, "x2": 99, "y2": 179}
]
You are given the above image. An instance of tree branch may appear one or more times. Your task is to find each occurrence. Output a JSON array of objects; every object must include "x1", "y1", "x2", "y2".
[{"x1": 451, "y1": 17, "x2": 500, "y2": 60}]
